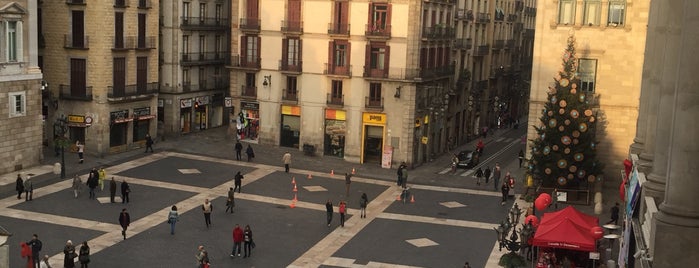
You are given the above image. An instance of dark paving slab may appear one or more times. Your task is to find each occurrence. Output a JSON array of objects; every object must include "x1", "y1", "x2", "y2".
[
  {"x1": 2, "y1": 215, "x2": 105, "y2": 268},
  {"x1": 10, "y1": 184, "x2": 196, "y2": 223},
  {"x1": 115, "y1": 156, "x2": 256, "y2": 188},
  {"x1": 330, "y1": 218, "x2": 495, "y2": 267},
  {"x1": 91, "y1": 196, "x2": 335, "y2": 267},
  {"x1": 384, "y1": 188, "x2": 515, "y2": 223},
  {"x1": 243, "y1": 171, "x2": 389, "y2": 209}
]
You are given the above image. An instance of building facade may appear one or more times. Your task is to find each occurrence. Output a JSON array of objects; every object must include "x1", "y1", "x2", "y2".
[
  {"x1": 0, "y1": 0, "x2": 42, "y2": 174},
  {"x1": 40, "y1": 0, "x2": 159, "y2": 156},
  {"x1": 159, "y1": 0, "x2": 231, "y2": 137}
]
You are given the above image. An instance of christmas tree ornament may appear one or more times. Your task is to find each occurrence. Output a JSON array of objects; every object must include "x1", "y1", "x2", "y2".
[
  {"x1": 570, "y1": 109, "x2": 579, "y2": 119},
  {"x1": 557, "y1": 159, "x2": 568, "y2": 168},
  {"x1": 552, "y1": 145, "x2": 559, "y2": 151},
  {"x1": 579, "y1": 123, "x2": 588, "y2": 132},
  {"x1": 589, "y1": 116, "x2": 595, "y2": 123},
  {"x1": 579, "y1": 94, "x2": 585, "y2": 102},
  {"x1": 564, "y1": 119, "x2": 571, "y2": 125},
  {"x1": 584, "y1": 109, "x2": 593, "y2": 116},
  {"x1": 548, "y1": 111, "x2": 554, "y2": 116},
  {"x1": 577, "y1": 170, "x2": 586, "y2": 178},
  {"x1": 569, "y1": 165, "x2": 577, "y2": 173},
  {"x1": 587, "y1": 175, "x2": 596, "y2": 183},
  {"x1": 559, "y1": 100, "x2": 567, "y2": 107},
  {"x1": 574, "y1": 153, "x2": 584, "y2": 161},
  {"x1": 564, "y1": 147, "x2": 571, "y2": 154},
  {"x1": 543, "y1": 146, "x2": 551, "y2": 155},
  {"x1": 558, "y1": 125, "x2": 565, "y2": 131},
  {"x1": 559, "y1": 108, "x2": 565, "y2": 114},
  {"x1": 573, "y1": 139, "x2": 579, "y2": 145},
  {"x1": 548, "y1": 119, "x2": 557, "y2": 128},
  {"x1": 570, "y1": 88, "x2": 577, "y2": 94},
  {"x1": 561, "y1": 136, "x2": 572, "y2": 145},
  {"x1": 545, "y1": 168, "x2": 552, "y2": 174},
  {"x1": 559, "y1": 78, "x2": 570, "y2": 87},
  {"x1": 572, "y1": 130, "x2": 580, "y2": 137},
  {"x1": 568, "y1": 173, "x2": 574, "y2": 180},
  {"x1": 558, "y1": 177, "x2": 567, "y2": 186}
]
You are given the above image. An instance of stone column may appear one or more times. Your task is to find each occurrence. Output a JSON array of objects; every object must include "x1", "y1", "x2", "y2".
[
  {"x1": 27, "y1": 0, "x2": 40, "y2": 74},
  {"x1": 652, "y1": 1, "x2": 699, "y2": 266}
]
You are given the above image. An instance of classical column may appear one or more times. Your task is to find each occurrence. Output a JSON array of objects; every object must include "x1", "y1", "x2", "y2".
[
  {"x1": 27, "y1": 0, "x2": 40, "y2": 73},
  {"x1": 652, "y1": 1, "x2": 699, "y2": 266}
]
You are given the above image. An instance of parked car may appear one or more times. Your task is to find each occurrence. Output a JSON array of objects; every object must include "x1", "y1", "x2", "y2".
[{"x1": 456, "y1": 150, "x2": 479, "y2": 169}]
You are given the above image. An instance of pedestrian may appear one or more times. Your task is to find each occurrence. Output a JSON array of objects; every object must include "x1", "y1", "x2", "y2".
[
  {"x1": 607, "y1": 203, "x2": 620, "y2": 225},
  {"x1": 474, "y1": 167, "x2": 483, "y2": 185},
  {"x1": 63, "y1": 240, "x2": 76, "y2": 268},
  {"x1": 76, "y1": 141, "x2": 84, "y2": 164},
  {"x1": 282, "y1": 151, "x2": 292, "y2": 172},
  {"x1": 451, "y1": 154, "x2": 459, "y2": 174},
  {"x1": 195, "y1": 245, "x2": 207, "y2": 267},
  {"x1": 109, "y1": 177, "x2": 117, "y2": 203},
  {"x1": 325, "y1": 199, "x2": 333, "y2": 226},
  {"x1": 119, "y1": 208, "x2": 131, "y2": 240},
  {"x1": 233, "y1": 171, "x2": 244, "y2": 193},
  {"x1": 464, "y1": 261, "x2": 471, "y2": 268},
  {"x1": 200, "y1": 250, "x2": 210, "y2": 268},
  {"x1": 359, "y1": 192, "x2": 368, "y2": 218},
  {"x1": 493, "y1": 163, "x2": 501, "y2": 191},
  {"x1": 400, "y1": 165, "x2": 408, "y2": 189},
  {"x1": 16, "y1": 173, "x2": 24, "y2": 199},
  {"x1": 202, "y1": 198, "x2": 213, "y2": 228},
  {"x1": 98, "y1": 167, "x2": 106, "y2": 191},
  {"x1": 505, "y1": 171, "x2": 515, "y2": 197},
  {"x1": 396, "y1": 162, "x2": 406, "y2": 186},
  {"x1": 225, "y1": 187, "x2": 235, "y2": 213},
  {"x1": 339, "y1": 200, "x2": 347, "y2": 227},
  {"x1": 518, "y1": 149, "x2": 524, "y2": 168},
  {"x1": 72, "y1": 175, "x2": 82, "y2": 198},
  {"x1": 86, "y1": 168, "x2": 98, "y2": 199},
  {"x1": 345, "y1": 173, "x2": 352, "y2": 197},
  {"x1": 20, "y1": 242, "x2": 32, "y2": 268},
  {"x1": 39, "y1": 255, "x2": 51, "y2": 268},
  {"x1": 78, "y1": 241, "x2": 90, "y2": 268},
  {"x1": 484, "y1": 166, "x2": 492, "y2": 184},
  {"x1": 500, "y1": 182, "x2": 510, "y2": 205},
  {"x1": 168, "y1": 205, "x2": 179, "y2": 235},
  {"x1": 26, "y1": 234, "x2": 42, "y2": 268},
  {"x1": 234, "y1": 140, "x2": 243, "y2": 160},
  {"x1": 551, "y1": 188, "x2": 559, "y2": 210},
  {"x1": 231, "y1": 224, "x2": 243, "y2": 257},
  {"x1": 482, "y1": 126, "x2": 488, "y2": 138},
  {"x1": 23, "y1": 175, "x2": 33, "y2": 201},
  {"x1": 144, "y1": 133, "x2": 154, "y2": 153},
  {"x1": 476, "y1": 139, "x2": 484, "y2": 156},
  {"x1": 243, "y1": 225, "x2": 254, "y2": 258},
  {"x1": 120, "y1": 179, "x2": 130, "y2": 203},
  {"x1": 245, "y1": 144, "x2": 255, "y2": 162}
]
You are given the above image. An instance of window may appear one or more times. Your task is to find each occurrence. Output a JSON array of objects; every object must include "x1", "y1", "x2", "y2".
[
  {"x1": 183, "y1": 69, "x2": 190, "y2": 85},
  {"x1": 286, "y1": 76, "x2": 297, "y2": 98},
  {"x1": 199, "y1": 35, "x2": 205, "y2": 57},
  {"x1": 114, "y1": 12, "x2": 124, "y2": 48},
  {"x1": 137, "y1": 57, "x2": 148, "y2": 92},
  {"x1": 578, "y1": 59, "x2": 597, "y2": 92},
  {"x1": 369, "y1": 83, "x2": 381, "y2": 101},
  {"x1": 608, "y1": 1, "x2": 625, "y2": 26},
  {"x1": 113, "y1": 57, "x2": 126, "y2": 96},
  {"x1": 70, "y1": 58, "x2": 86, "y2": 97},
  {"x1": 583, "y1": 0, "x2": 601, "y2": 26},
  {"x1": 244, "y1": 35, "x2": 259, "y2": 63},
  {"x1": 71, "y1": 10, "x2": 85, "y2": 48},
  {"x1": 199, "y1": 68, "x2": 206, "y2": 88},
  {"x1": 138, "y1": 13, "x2": 146, "y2": 48},
  {"x1": 216, "y1": 4, "x2": 222, "y2": 22},
  {"x1": 183, "y1": 2, "x2": 190, "y2": 20},
  {"x1": 370, "y1": 45, "x2": 386, "y2": 69},
  {"x1": 199, "y1": 3, "x2": 206, "y2": 21},
  {"x1": 287, "y1": 38, "x2": 300, "y2": 65},
  {"x1": 369, "y1": 3, "x2": 388, "y2": 31},
  {"x1": 558, "y1": 0, "x2": 575, "y2": 25},
  {"x1": 334, "y1": 42, "x2": 347, "y2": 67},
  {"x1": 215, "y1": 35, "x2": 222, "y2": 57},
  {"x1": 8, "y1": 91, "x2": 25, "y2": 117},
  {"x1": 5, "y1": 21, "x2": 21, "y2": 62},
  {"x1": 331, "y1": 80, "x2": 343, "y2": 98}
]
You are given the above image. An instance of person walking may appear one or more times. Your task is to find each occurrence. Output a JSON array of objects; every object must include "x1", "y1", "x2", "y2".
[
  {"x1": 63, "y1": 240, "x2": 76, "y2": 268},
  {"x1": 474, "y1": 167, "x2": 483, "y2": 186},
  {"x1": 500, "y1": 182, "x2": 510, "y2": 205},
  {"x1": 168, "y1": 205, "x2": 179, "y2": 235},
  {"x1": 233, "y1": 171, "x2": 244, "y2": 193},
  {"x1": 493, "y1": 163, "x2": 502, "y2": 191},
  {"x1": 72, "y1": 175, "x2": 82, "y2": 198},
  {"x1": 119, "y1": 208, "x2": 131, "y2": 240},
  {"x1": 98, "y1": 167, "x2": 106, "y2": 191},
  {"x1": 607, "y1": 203, "x2": 620, "y2": 225},
  {"x1": 16, "y1": 174, "x2": 24, "y2": 199},
  {"x1": 202, "y1": 199, "x2": 213, "y2": 228},
  {"x1": 359, "y1": 193, "x2": 369, "y2": 218},
  {"x1": 23, "y1": 176, "x2": 33, "y2": 201},
  {"x1": 144, "y1": 133, "x2": 154, "y2": 153},
  {"x1": 20, "y1": 241, "x2": 32, "y2": 268},
  {"x1": 199, "y1": 250, "x2": 210, "y2": 268},
  {"x1": 86, "y1": 169, "x2": 98, "y2": 199},
  {"x1": 518, "y1": 149, "x2": 525, "y2": 168},
  {"x1": 325, "y1": 199, "x2": 334, "y2": 226},
  {"x1": 76, "y1": 141, "x2": 84, "y2": 164},
  {"x1": 234, "y1": 140, "x2": 243, "y2": 160},
  {"x1": 120, "y1": 179, "x2": 130, "y2": 203},
  {"x1": 225, "y1": 187, "x2": 235, "y2": 213},
  {"x1": 282, "y1": 151, "x2": 292, "y2": 172},
  {"x1": 109, "y1": 177, "x2": 117, "y2": 203},
  {"x1": 78, "y1": 241, "x2": 90, "y2": 268},
  {"x1": 245, "y1": 144, "x2": 255, "y2": 162},
  {"x1": 339, "y1": 201, "x2": 347, "y2": 227},
  {"x1": 26, "y1": 234, "x2": 42, "y2": 268},
  {"x1": 195, "y1": 246, "x2": 207, "y2": 268},
  {"x1": 39, "y1": 255, "x2": 51, "y2": 268},
  {"x1": 451, "y1": 154, "x2": 459, "y2": 174},
  {"x1": 400, "y1": 166, "x2": 408, "y2": 189},
  {"x1": 396, "y1": 162, "x2": 406, "y2": 186},
  {"x1": 484, "y1": 166, "x2": 492, "y2": 185},
  {"x1": 344, "y1": 173, "x2": 352, "y2": 197},
  {"x1": 243, "y1": 225, "x2": 254, "y2": 258},
  {"x1": 505, "y1": 172, "x2": 515, "y2": 198},
  {"x1": 231, "y1": 224, "x2": 243, "y2": 257}
]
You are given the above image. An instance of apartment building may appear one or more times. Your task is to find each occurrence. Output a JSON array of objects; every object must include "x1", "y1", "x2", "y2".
[
  {"x1": 0, "y1": 0, "x2": 42, "y2": 174},
  {"x1": 40, "y1": 0, "x2": 159, "y2": 156},
  {"x1": 160, "y1": 0, "x2": 231, "y2": 136}
]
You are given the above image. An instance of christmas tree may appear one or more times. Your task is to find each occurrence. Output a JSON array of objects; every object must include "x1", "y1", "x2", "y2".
[{"x1": 528, "y1": 35, "x2": 603, "y2": 189}]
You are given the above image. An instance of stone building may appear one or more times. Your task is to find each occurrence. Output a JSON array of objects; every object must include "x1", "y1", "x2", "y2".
[
  {"x1": 0, "y1": 0, "x2": 43, "y2": 174},
  {"x1": 40, "y1": 0, "x2": 159, "y2": 156}
]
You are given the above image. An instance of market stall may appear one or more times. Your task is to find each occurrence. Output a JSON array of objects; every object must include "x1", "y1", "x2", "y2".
[{"x1": 532, "y1": 206, "x2": 601, "y2": 267}]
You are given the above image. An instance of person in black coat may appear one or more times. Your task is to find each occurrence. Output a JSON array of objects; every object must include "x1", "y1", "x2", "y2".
[
  {"x1": 120, "y1": 180, "x2": 130, "y2": 203},
  {"x1": 87, "y1": 169, "x2": 99, "y2": 199},
  {"x1": 234, "y1": 141, "x2": 243, "y2": 160},
  {"x1": 78, "y1": 241, "x2": 90, "y2": 268},
  {"x1": 16, "y1": 174, "x2": 24, "y2": 199},
  {"x1": 119, "y1": 208, "x2": 131, "y2": 240},
  {"x1": 233, "y1": 171, "x2": 244, "y2": 193},
  {"x1": 145, "y1": 133, "x2": 154, "y2": 153},
  {"x1": 109, "y1": 177, "x2": 117, "y2": 203},
  {"x1": 245, "y1": 145, "x2": 255, "y2": 162}
]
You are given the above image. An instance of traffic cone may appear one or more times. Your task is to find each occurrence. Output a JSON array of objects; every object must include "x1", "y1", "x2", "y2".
[
  {"x1": 293, "y1": 194, "x2": 298, "y2": 202},
  {"x1": 410, "y1": 195, "x2": 415, "y2": 203},
  {"x1": 330, "y1": 170, "x2": 334, "y2": 175},
  {"x1": 307, "y1": 173, "x2": 312, "y2": 179},
  {"x1": 293, "y1": 184, "x2": 298, "y2": 192},
  {"x1": 396, "y1": 194, "x2": 402, "y2": 201},
  {"x1": 292, "y1": 177, "x2": 296, "y2": 184},
  {"x1": 290, "y1": 201, "x2": 296, "y2": 208},
  {"x1": 352, "y1": 168, "x2": 356, "y2": 174}
]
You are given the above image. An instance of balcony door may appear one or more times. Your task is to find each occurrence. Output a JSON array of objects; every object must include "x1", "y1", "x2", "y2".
[
  {"x1": 113, "y1": 58, "x2": 126, "y2": 97},
  {"x1": 70, "y1": 58, "x2": 86, "y2": 97}
]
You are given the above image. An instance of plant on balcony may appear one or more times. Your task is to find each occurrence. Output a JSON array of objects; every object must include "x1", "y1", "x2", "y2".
[{"x1": 527, "y1": 35, "x2": 603, "y2": 189}]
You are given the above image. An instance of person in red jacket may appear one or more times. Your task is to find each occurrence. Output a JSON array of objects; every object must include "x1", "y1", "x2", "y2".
[{"x1": 231, "y1": 224, "x2": 244, "y2": 257}]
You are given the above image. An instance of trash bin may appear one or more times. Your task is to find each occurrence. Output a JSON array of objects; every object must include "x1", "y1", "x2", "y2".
[{"x1": 53, "y1": 163, "x2": 61, "y2": 175}]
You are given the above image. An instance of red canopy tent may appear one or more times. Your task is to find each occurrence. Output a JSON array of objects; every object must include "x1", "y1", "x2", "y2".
[{"x1": 532, "y1": 206, "x2": 600, "y2": 252}]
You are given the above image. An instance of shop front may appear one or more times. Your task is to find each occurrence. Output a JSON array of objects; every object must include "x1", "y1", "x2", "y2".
[
  {"x1": 280, "y1": 105, "x2": 300, "y2": 148},
  {"x1": 66, "y1": 114, "x2": 88, "y2": 143},
  {"x1": 361, "y1": 112, "x2": 386, "y2": 164},
  {"x1": 180, "y1": 99, "x2": 193, "y2": 133},
  {"x1": 324, "y1": 109, "x2": 346, "y2": 158},
  {"x1": 133, "y1": 107, "x2": 155, "y2": 142},
  {"x1": 110, "y1": 110, "x2": 131, "y2": 148},
  {"x1": 238, "y1": 101, "x2": 259, "y2": 140},
  {"x1": 193, "y1": 96, "x2": 210, "y2": 131}
]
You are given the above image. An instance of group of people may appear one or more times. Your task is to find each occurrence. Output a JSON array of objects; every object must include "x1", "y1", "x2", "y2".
[
  {"x1": 15, "y1": 173, "x2": 33, "y2": 201},
  {"x1": 234, "y1": 140, "x2": 256, "y2": 162},
  {"x1": 71, "y1": 168, "x2": 130, "y2": 203}
]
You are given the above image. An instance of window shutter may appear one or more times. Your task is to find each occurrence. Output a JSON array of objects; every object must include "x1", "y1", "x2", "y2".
[
  {"x1": 384, "y1": 45, "x2": 390, "y2": 73},
  {"x1": 282, "y1": 38, "x2": 288, "y2": 66},
  {"x1": 365, "y1": 43, "x2": 371, "y2": 69},
  {"x1": 17, "y1": 21, "x2": 23, "y2": 62},
  {"x1": 386, "y1": 4, "x2": 392, "y2": 26},
  {"x1": 346, "y1": 42, "x2": 351, "y2": 69},
  {"x1": 257, "y1": 36, "x2": 261, "y2": 65},
  {"x1": 367, "y1": 3, "x2": 373, "y2": 26},
  {"x1": 298, "y1": 39, "x2": 303, "y2": 65},
  {"x1": 241, "y1": 36, "x2": 247, "y2": 64},
  {"x1": 328, "y1": 41, "x2": 333, "y2": 67}
]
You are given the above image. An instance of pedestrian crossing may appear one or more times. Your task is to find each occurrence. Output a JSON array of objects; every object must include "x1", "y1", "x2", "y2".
[{"x1": 437, "y1": 136, "x2": 522, "y2": 176}]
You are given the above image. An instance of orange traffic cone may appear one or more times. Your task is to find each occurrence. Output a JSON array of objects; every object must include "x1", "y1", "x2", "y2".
[
  {"x1": 293, "y1": 184, "x2": 298, "y2": 192},
  {"x1": 352, "y1": 168, "x2": 356, "y2": 175},
  {"x1": 292, "y1": 177, "x2": 296, "y2": 184},
  {"x1": 307, "y1": 173, "x2": 312, "y2": 179},
  {"x1": 330, "y1": 170, "x2": 334, "y2": 175},
  {"x1": 293, "y1": 194, "x2": 298, "y2": 202},
  {"x1": 290, "y1": 201, "x2": 296, "y2": 208},
  {"x1": 396, "y1": 194, "x2": 402, "y2": 201},
  {"x1": 410, "y1": 195, "x2": 415, "y2": 203}
]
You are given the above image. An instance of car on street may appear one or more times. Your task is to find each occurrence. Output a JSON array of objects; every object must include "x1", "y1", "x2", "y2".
[{"x1": 456, "y1": 150, "x2": 479, "y2": 169}]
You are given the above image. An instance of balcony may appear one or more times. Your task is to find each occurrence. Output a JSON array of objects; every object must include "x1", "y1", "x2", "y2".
[
  {"x1": 365, "y1": 97, "x2": 384, "y2": 110},
  {"x1": 454, "y1": 38, "x2": 472, "y2": 50},
  {"x1": 108, "y1": 82, "x2": 158, "y2": 100},
  {"x1": 66, "y1": 0, "x2": 85, "y2": 5},
  {"x1": 515, "y1": 0, "x2": 524, "y2": 12},
  {"x1": 129, "y1": 36, "x2": 156, "y2": 50},
  {"x1": 476, "y1": 13, "x2": 490, "y2": 23},
  {"x1": 64, "y1": 34, "x2": 89, "y2": 49},
  {"x1": 137, "y1": 0, "x2": 152, "y2": 9},
  {"x1": 282, "y1": 90, "x2": 298, "y2": 103},
  {"x1": 324, "y1": 63, "x2": 352, "y2": 77},
  {"x1": 281, "y1": 20, "x2": 303, "y2": 34},
  {"x1": 181, "y1": 17, "x2": 229, "y2": 30},
  {"x1": 365, "y1": 24, "x2": 391, "y2": 38},
  {"x1": 523, "y1": 29, "x2": 535, "y2": 38},
  {"x1": 114, "y1": 0, "x2": 128, "y2": 8},
  {"x1": 278, "y1": 60, "x2": 303, "y2": 73},
  {"x1": 505, "y1": 39, "x2": 515, "y2": 49},
  {"x1": 59, "y1": 85, "x2": 93, "y2": 101},
  {"x1": 327, "y1": 23, "x2": 350, "y2": 36},
  {"x1": 508, "y1": 14, "x2": 518, "y2": 22},
  {"x1": 228, "y1": 54, "x2": 261, "y2": 70},
  {"x1": 419, "y1": 64, "x2": 454, "y2": 79},
  {"x1": 493, "y1": 40, "x2": 504, "y2": 50},
  {"x1": 363, "y1": 66, "x2": 388, "y2": 78},
  {"x1": 327, "y1": 93, "x2": 344, "y2": 106},
  {"x1": 181, "y1": 52, "x2": 228, "y2": 66},
  {"x1": 241, "y1": 85, "x2": 257, "y2": 98},
  {"x1": 240, "y1": 18, "x2": 261, "y2": 32},
  {"x1": 422, "y1": 25, "x2": 456, "y2": 39},
  {"x1": 474, "y1": 44, "x2": 490, "y2": 56},
  {"x1": 514, "y1": 23, "x2": 524, "y2": 33},
  {"x1": 110, "y1": 36, "x2": 129, "y2": 50},
  {"x1": 455, "y1": 9, "x2": 466, "y2": 20}
]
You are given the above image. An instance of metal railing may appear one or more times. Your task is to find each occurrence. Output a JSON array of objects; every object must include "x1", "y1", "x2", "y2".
[
  {"x1": 363, "y1": 66, "x2": 388, "y2": 78},
  {"x1": 181, "y1": 52, "x2": 228, "y2": 65},
  {"x1": 326, "y1": 93, "x2": 344, "y2": 106},
  {"x1": 128, "y1": 36, "x2": 156, "y2": 49},
  {"x1": 365, "y1": 97, "x2": 384, "y2": 109},
  {"x1": 114, "y1": 0, "x2": 128, "y2": 8},
  {"x1": 474, "y1": 44, "x2": 490, "y2": 56},
  {"x1": 454, "y1": 38, "x2": 472, "y2": 50},
  {"x1": 422, "y1": 26, "x2": 456, "y2": 39},
  {"x1": 327, "y1": 23, "x2": 350, "y2": 35},
  {"x1": 365, "y1": 24, "x2": 391, "y2": 37},
  {"x1": 240, "y1": 18, "x2": 261, "y2": 31},
  {"x1": 108, "y1": 82, "x2": 158, "y2": 98},
  {"x1": 59, "y1": 85, "x2": 93, "y2": 101},
  {"x1": 324, "y1": 63, "x2": 352, "y2": 77},
  {"x1": 477, "y1": 13, "x2": 490, "y2": 23},
  {"x1": 493, "y1": 40, "x2": 504, "y2": 49},
  {"x1": 181, "y1": 17, "x2": 229, "y2": 28},
  {"x1": 282, "y1": 90, "x2": 298, "y2": 102},
  {"x1": 281, "y1": 20, "x2": 303, "y2": 33},
  {"x1": 241, "y1": 85, "x2": 257, "y2": 98},
  {"x1": 228, "y1": 54, "x2": 261, "y2": 69},
  {"x1": 279, "y1": 60, "x2": 303, "y2": 73},
  {"x1": 64, "y1": 34, "x2": 89, "y2": 49}
]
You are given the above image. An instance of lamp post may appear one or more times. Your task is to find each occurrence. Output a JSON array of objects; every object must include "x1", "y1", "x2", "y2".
[
  {"x1": 494, "y1": 203, "x2": 533, "y2": 268},
  {"x1": 53, "y1": 115, "x2": 69, "y2": 179}
]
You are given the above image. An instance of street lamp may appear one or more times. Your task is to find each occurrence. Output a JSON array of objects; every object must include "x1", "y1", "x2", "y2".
[
  {"x1": 494, "y1": 203, "x2": 533, "y2": 268},
  {"x1": 53, "y1": 115, "x2": 70, "y2": 179}
]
